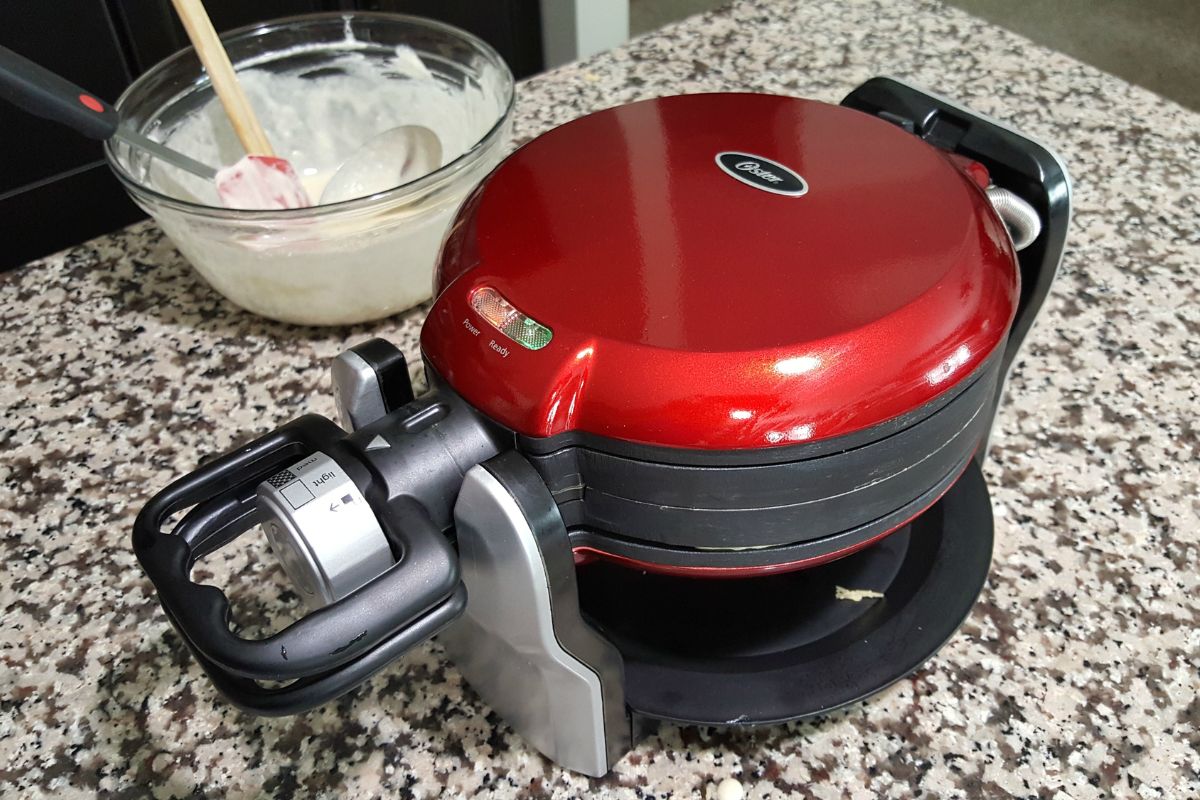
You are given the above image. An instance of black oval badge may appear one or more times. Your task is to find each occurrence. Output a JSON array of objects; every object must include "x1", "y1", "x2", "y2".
[{"x1": 715, "y1": 152, "x2": 808, "y2": 197}]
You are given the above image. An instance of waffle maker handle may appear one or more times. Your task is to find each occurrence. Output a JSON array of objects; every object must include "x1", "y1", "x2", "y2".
[
  {"x1": 841, "y1": 77, "x2": 1072, "y2": 456},
  {"x1": 132, "y1": 412, "x2": 468, "y2": 714}
]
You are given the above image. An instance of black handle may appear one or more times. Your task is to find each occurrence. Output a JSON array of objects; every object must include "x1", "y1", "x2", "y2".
[
  {"x1": 133, "y1": 414, "x2": 466, "y2": 712},
  {"x1": 176, "y1": 584, "x2": 466, "y2": 715},
  {"x1": 0, "y1": 44, "x2": 119, "y2": 140},
  {"x1": 841, "y1": 77, "x2": 1071, "y2": 458}
]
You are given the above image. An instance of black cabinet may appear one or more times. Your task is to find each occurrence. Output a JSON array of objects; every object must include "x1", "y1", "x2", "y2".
[
  {"x1": 1, "y1": 2, "x2": 139, "y2": 270},
  {"x1": 110, "y1": 0, "x2": 338, "y2": 75},
  {"x1": 360, "y1": 1, "x2": 543, "y2": 80},
  {"x1": 1, "y1": 4, "x2": 133, "y2": 194},
  {"x1": 0, "y1": 0, "x2": 543, "y2": 271}
]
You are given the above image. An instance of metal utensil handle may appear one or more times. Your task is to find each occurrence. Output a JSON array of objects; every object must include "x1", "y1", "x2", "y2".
[{"x1": 116, "y1": 126, "x2": 218, "y2": 180}]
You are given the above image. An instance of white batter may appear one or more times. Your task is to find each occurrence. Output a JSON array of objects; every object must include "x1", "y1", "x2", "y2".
[
  {"x1": 150, "y1": 44, "x2": 494, "y2": 207},
  {"x1": 128, "y1": 41, "x2": 509, "y2": 325}
]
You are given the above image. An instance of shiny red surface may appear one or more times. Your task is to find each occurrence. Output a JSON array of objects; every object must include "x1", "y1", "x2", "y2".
[{"x1": 423, "y1": 93, "x2": 1019, "y2": 449}]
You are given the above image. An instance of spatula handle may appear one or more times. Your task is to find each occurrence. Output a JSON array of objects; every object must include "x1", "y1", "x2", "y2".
[
  {"x1": 169, "y1": 0, "x2": 275, "y2": 156},
  {"x1": 0, "y1": 45, "x2": 119, "y2": 140}
]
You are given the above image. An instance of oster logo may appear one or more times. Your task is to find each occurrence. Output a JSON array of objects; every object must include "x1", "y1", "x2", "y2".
[{"x1": 715, "y1": 151, "x2": 808, "y2": 197}]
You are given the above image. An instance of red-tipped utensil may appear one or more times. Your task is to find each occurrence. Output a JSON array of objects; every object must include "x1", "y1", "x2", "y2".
[{"x1": 170, "y1": 0, "x2": 311, "y2": 210}]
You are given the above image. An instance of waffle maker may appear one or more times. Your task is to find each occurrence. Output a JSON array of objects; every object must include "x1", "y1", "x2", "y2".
[{"x1": 133, "y1": 78, "x2": 1070, "y2": 776}]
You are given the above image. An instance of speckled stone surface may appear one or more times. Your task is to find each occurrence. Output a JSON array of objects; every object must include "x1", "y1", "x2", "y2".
[{"x1": 2, "y1": 0, "x2": 1197, "y2": 797}]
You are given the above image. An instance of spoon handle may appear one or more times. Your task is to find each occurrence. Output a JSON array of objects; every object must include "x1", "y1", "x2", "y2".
[
  {"x1": 116, "y1": 127, "x2": 218, "y2": 181},
  {"x1": 0, "y1": 44, "x2": 218, "y2": 181},
  {"x1": 0, "y1": 44, "x2": 119, "y2": 140}
]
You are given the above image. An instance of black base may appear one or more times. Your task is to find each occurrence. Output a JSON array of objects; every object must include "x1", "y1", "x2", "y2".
[{"x1": 577, "y1": 462, "x2": 994, "y2": 726}]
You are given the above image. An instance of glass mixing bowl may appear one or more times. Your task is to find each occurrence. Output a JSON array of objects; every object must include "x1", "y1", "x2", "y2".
[{"x1": 105, "y1": 13, "x2": 514, "y2": 326}]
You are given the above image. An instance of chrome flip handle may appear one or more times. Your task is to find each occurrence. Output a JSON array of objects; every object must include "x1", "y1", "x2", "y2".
[
  {"x1": 256, "y1": 450, "x2": 397, "y2": 610},
  {"x1": 132, "y1": 414, "x2": 465, "y2": 714}
]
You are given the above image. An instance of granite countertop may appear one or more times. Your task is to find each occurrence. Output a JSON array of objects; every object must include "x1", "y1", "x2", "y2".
[{"x1": 2, "y1": 0, "x2": 1197, "y2": 797}]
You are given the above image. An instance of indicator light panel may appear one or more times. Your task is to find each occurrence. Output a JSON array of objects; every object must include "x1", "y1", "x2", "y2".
[{"x1": 469, "y1": 287, "x2": 553, "y2": 350}]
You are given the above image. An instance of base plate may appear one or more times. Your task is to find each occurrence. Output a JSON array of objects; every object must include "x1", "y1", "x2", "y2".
[{"x1": 576, "y1": 462, "x2": 993, "y2": 725}]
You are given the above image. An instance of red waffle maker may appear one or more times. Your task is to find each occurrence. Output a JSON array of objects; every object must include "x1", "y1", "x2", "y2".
[{"x1": 134, "y1": 78, "x2": 1070, "y2": 776}]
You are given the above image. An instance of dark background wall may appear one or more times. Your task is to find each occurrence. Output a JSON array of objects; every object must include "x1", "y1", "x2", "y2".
[{"x1": 0, "y1": 0, "x2": 543, "y2": 270}]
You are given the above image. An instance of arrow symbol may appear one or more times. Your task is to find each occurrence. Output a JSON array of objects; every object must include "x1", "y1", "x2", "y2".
[{"x1": 329, "y1": 502, "x2": 341, "y2": 512}]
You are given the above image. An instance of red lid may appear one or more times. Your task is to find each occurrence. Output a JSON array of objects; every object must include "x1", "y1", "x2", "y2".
[{"x1": 423, "y1": 93, "x2": 1018, "y2": 450}]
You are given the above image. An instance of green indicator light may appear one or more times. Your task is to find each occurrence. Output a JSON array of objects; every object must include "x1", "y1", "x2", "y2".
[
  {"x1": 470, "y1": 287, "x2": 553, "y2": 350},
  {"x1": 502, "y1": 316, "x2": 553, "y2": 350}
]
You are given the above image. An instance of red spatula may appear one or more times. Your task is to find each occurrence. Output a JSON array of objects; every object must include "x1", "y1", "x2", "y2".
[{"x1": 170, "y1": 0, "x2": 311, "y2": 210}]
